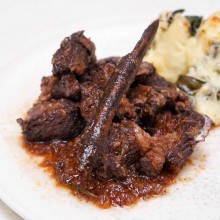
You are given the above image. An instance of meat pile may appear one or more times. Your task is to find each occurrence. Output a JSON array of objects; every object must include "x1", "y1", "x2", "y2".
[{"x1": 17, "y1": 28, "x2": 212, "y2": 181}]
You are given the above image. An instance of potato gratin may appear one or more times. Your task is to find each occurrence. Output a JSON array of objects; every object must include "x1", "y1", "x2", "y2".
[{"x1": 144, "y1": 10, "x2": 220, "y2": 125}]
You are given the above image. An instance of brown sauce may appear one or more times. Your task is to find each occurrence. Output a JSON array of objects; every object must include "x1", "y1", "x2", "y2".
[{"x1": 23, "y1": 139, "x2": 177, "y2": 208}]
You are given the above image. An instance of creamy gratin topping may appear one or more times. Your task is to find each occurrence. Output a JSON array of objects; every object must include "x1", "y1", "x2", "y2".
[{"x1": 144, "y1": 10, "x2": 220, "y2": 125}]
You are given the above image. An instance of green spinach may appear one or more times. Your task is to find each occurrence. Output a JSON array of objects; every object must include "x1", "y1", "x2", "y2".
[{"x1": 185, "y1": 16, "x2": 203, "y2": 36}]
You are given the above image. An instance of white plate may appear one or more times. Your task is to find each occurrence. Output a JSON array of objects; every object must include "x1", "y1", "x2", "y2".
[{"x1": 0, "y1": 2, "x2": 220, "y2": 220}]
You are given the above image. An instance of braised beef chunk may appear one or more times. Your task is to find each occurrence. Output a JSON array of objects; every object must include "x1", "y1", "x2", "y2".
[
  {"x1": 97, "y1": 120, "x2": 150, "y2": 179},
  {"x1": 40, "y1": 74, "x2": 80, "y2": 101},
  {"x1": 52, "y1": 31, "x2": 96, "y2": 76},
  {"x1": 80, "y1": 60, "x2": 116, "y2": 83},
  {"x1": 52, "y1": 74, "x2": 80, "y2": 100},
  {"x1": 133, "y1": 62, "x2": 172, "y2": 88},
  {"x1": 97, "y1": 56, "x2": 120, "y2": 67},
  {"x1": 80, "y1": 81, "x2": 103, "y2": 121},
  {"x1": 40, "y1": 76, "x2": 58, "y2": 101},
  {"x1": 165, "y1": 111, "x2": 211, "y2": 170},
  {"x1": 17, "y1": 99, "x2": 84, "y2": 141},
  {"x1": 138, "y1": 112, "x2": 212, "y2": 176},
  {"x1": 115, "y1": 95, "x2": 137, "y2": 121},
  {"x1": 129, "y1": 85, "x2": 168, "y2": 118}
]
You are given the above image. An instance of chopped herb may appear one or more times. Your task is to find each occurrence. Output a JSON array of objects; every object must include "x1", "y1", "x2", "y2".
[
  {"x1": 82, "y1": 190, "x2": 97, "y2": 198},
  {"x1": 121, "y1": 148, "x2": 124, "y2": 156},
  {"x1": 185, "y1": 16, "x2": 203, "y2": 36},
  {"x1": 168, "y1": 9, "x2": 185, "y2": 24},
  {"x1": 70, "y1": 184, "x2": 97, "y2": 198},
  {"x1": 173, "y1": 9, "x2": 185, "y2": 15},
  {"x1": 177, "y1": 75, "x2": 205, "y2": 95}
]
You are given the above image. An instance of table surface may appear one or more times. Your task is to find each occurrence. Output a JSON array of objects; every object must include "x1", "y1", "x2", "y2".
[{"x1": 0, "y1": 0, "x2": 219, "y2": 219}]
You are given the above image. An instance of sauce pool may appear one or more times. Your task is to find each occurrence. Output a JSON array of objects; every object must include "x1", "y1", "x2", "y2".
[{"x1": 22, "y1": 138, "x2": 177, "y2": 208}]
